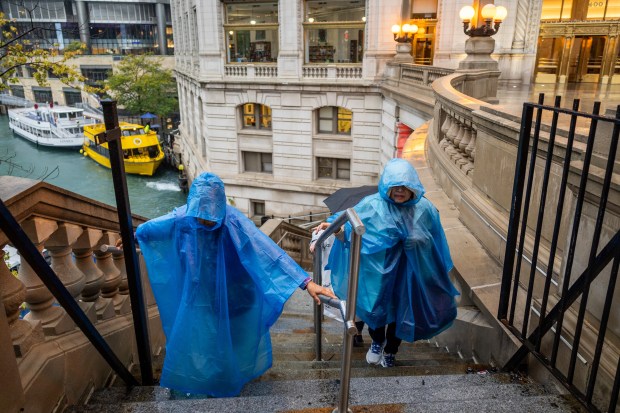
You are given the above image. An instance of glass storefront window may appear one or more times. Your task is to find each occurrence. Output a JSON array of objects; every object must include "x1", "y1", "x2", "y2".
[
  {"x1": 541, "y1": 0, "x2": 573, "y2": 20},
  {"x1": 304, "y1": 0, "x2": 365, "y2": 64},
  {"x1": 227, "y1": 29, "x2": 279, "y2": 63},
  {"x1": 224, "y1": 2, "x2": 278, "y2": 63}
]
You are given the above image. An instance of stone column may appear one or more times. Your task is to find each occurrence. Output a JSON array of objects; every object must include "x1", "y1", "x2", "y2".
[
  {"x1": 19, "y1": 218, "x2": 77, "y2": 335},
  {"x1": 278, "y1": 0, "x2": 302, "y2": 78},
  {"x1": 76, "y1": 1, "x2": 91, "y2": 53},
  {"x1": 156, "y1": 2, "x2": 167, "y2": 56},
  {"x1": 0, "y1": 243, "x2": 43, "y2": 357},
  {"x1": 511, "y1": 0, "x2": 529, "y2": 51}
]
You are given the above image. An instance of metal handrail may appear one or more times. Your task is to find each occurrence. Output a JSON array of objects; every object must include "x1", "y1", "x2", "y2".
[{"x1": 313, "y1": 208, "x2": 365, "y2": 413}]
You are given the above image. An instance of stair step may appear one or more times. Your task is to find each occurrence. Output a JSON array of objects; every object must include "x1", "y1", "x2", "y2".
[{"x1": 67, "y1": 374, "x2": 583, "y2": 412}]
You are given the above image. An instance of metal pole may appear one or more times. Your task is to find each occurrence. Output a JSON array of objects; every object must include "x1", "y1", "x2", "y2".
[
  {"x1": 335, "y1": 208, "x2": 365, "y2": 413},
  {"x1": 313, "y1": 242, "x2": 323, "y2": 361},
  {"x1": 99, "y1": 99, "x2": 154, "y2": 385},
  {"x1": 0, "y1": 199, "x2": 138, "y2": 386}
]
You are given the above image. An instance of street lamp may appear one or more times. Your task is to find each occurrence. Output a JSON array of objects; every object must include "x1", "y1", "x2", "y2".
[
  {"x1": 391, "y1": 23, "x2": 418, "y2": 43},
  {"x1": 390, "y1": 22, "x2": 418, "y2": 62},
  {"x1": 460, "y1": 3, "x2": 507, "y2": 37}
]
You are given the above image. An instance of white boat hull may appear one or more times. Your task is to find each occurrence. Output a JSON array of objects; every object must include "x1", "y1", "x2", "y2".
[
  {"x1": 9, "y1": 122, "x2": 84, "y2": 147},
  {"x1": 8, "y1": 106, "x2": 93, "y2": 148}
]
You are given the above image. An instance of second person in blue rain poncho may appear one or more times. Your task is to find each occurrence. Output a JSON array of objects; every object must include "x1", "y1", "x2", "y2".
[
  {"x1": 314, "y1": 158, "x2": 459, "y2": 368},
  {"x1": 136, "y1": 172, "x2": 334, "y2": 397}
]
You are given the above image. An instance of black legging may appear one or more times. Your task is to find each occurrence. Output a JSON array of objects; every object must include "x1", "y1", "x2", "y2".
[{"x1": 368, "y1": 322, "x2": 402, "y2": 354}]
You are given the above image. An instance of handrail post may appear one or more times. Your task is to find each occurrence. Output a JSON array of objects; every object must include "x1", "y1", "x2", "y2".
[
  {"x1": 99, "y1": 99, "x2": 154, "y2": 385},
  {"x1": 312, "y1": 209, "x2": 364, "y2": 413}
]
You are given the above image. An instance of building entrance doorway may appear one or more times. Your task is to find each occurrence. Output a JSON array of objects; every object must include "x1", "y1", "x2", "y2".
[
  {"x1": 535, "y1": 21, "x2": 620, "y2": 84},
  {"x1": 567, "y1": 36, "x2": 606, "y2": 83}
]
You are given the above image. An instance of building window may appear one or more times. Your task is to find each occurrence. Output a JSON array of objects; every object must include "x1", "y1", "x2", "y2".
[
  {"x1": 32, "y1": 88, "x2": 53, "y2": 104},
  {"x1": 252, "y1": 200, "x2": 265, "y2": 216},
  {"x1": 541, "y1": 0, "x2": 620, "y2": 20},
  {"x1": 64, "y1": 90, "x2": 83, "y2": 106},
  {"x1": 243, "y1": 151, "x2": 273, "y2": 173},
  {"x1": 317, "y1": 106, "x2": 352, "y2": 135},
  {"x1": 317, "y1": 157, "x2": 350, "y2": 180},
  {"x1": 411, "y1": 0, "x2": 437, "y2": 19},
  {"x1": 242, "y1": 103, "x2": 272, "y2": 130},
  {"x1": 10, "y1": 86, "x2": 25, "y2": 99},
  {"x1": 224, "y1": 1, "x2": 279, "y2": 63},
  {"x1": 80, "y1": 66, "x2": 112, "y2": 89},
  {"x1": 304, "y1": 0, "x2": 365, "y2": 64}
]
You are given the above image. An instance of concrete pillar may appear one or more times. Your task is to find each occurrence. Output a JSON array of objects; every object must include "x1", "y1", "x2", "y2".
[
  {"x1": 76, "y1": 1, "x2": 91, "y2": 53},
  {"x1": 156, "y1": 2, "x2": 167, "y2": 55}
]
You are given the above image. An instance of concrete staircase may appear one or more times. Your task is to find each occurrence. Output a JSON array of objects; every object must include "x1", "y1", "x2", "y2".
[{"x1": 65, "y1": 290, "x2": 586, "y2": 413}]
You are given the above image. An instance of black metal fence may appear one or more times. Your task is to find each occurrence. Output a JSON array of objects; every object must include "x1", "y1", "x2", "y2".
[{"x1": 498, "y1": 94, "x2": 620, "y2": 413}]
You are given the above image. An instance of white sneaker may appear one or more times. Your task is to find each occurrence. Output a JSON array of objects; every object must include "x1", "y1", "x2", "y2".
[{"x1": 366, "y1": 341, "x2": 384, "y2": 365}]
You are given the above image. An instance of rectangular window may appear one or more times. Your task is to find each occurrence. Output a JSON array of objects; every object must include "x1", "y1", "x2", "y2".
[
  {"x1": 304, "y1": 0, "x2": 365, "y2": 64},
  {"x1": 318, "y1": 107, "x2": 352, "y2": 135},
  {"x1": 64, "y1": 90, "x2": 83, "y2": 106},
  {"x1": 252, "y1": 201, "x2": 265, "y2": 216},
  {"x1": 10, "y1": 86, "x2": 25, "y2": 99},
  {"x1": 32, "y1": 88, "x2": 53, "y2": 103},
  {"x1": 243, "y1": 151, "x2": 273, "y2": 173},
  {"x1": 411, "y1": 0, "x2": 437, "y2": 19},
  {"x1": 224, "y1": 2, "x2": 279, "y2": 63},
  {"x1": 242, "y1": 103, "x2": 272, "y2": 130},
  {"x1": 317, "y1": 157, "x2": 350, "y2": 180}
]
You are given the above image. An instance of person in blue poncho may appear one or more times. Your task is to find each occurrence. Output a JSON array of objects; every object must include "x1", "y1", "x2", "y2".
[
  {"x1": 136, "y1": 172, "x2": 335, "y2": 397},
  {"x1": 313, "y1": 158, "x2": 459, "y2": 368}
]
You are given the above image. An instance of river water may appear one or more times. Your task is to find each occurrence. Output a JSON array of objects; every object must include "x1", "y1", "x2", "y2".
[{"x1": 0, "y1": 114, "x2": 187, "y2": 219}]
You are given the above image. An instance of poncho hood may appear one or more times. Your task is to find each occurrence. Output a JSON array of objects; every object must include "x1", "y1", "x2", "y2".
[
  {"x1": 186, "y1": 172, "x2": 226, "y2": 229},
  {"x1": 378, "y1": 158, "x2": 425, "y2": 206}
]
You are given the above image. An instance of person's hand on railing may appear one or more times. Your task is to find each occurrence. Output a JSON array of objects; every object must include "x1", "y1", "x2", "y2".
[
  {"x1": 305, "y1": 280, "x2": 336, "y2": 305},
  {"x1": 310, "y1": 222, "x2": 343, "y2": 253}
]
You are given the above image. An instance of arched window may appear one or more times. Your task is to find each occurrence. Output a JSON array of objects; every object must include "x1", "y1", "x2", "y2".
[
  {"x1": 316, "y1": 106, "x2": 351, "y2": 135},
  {"x1": 241, "y1": 103, "x2": 272, "y2": 130}
]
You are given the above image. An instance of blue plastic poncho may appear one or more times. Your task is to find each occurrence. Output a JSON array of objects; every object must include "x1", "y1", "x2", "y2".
[
  {"x1": 136, "y1": 173, "x2": 308, "y2": 397},
  {"x1": 328, "y1": 158, "x2": 459, "y2": 342}
]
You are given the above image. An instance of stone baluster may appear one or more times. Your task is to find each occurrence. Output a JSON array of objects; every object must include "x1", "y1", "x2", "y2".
[
  {"x1": 137, "y1": 250, "x2": 157, "y2": 307},
  {"x1": 0, "y1": 242, "x2": 44, "y2": 357},
  {"x1": 440, "y1": 111, "x2": 452, "y2": 149},
  {"x1": 19, "y1": 218, "x2": 76, "y2": 335},
  {"x1": 463, "y1": 128, "x2": 477, "y2": 175},
  {"x1": 445, "y1": 112, "x2": 459, "y2": 145},
  {"x1": 111, "y1": 247, "x2": 131, "y2": 315},
  {"x1": 453, "y1": 118, "x2": 465, "y2": 149},
  {"x1": 459, "y1": 124, "x2": 471, "y2": 153},
  {"x1": 73, "y1": 228, "x2": 115, "y2": 321},
  {"x1": 94, "y1": 232, "x2": 122, "y2": 313},
  {"x1": 445, "y1": 117, "x2": 460, "y2": 158},
  {"x1": 45, "y1": 224, "x2": 90, "y2": 318}
]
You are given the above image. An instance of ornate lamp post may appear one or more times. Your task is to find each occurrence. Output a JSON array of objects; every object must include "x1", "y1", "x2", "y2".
[
  {"x1": 391, "y1": 22, "x2": 418, "y2": 62},
  {"x1": 458, "y1": 2, "x2": 507, "y2": 71}
]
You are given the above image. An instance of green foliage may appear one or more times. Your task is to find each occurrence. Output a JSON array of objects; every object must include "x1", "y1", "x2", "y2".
[
  {"x1": 105, "y1": 54, "x2": 178, "y2": 120},
  {"x1": 0, "y1": 11, "x2": 92, "y2": 93}
]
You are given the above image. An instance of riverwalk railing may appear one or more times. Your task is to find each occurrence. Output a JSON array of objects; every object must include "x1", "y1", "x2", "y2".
[{"x1": 0, "y1": 176, "x2": 163, "y2": 413}]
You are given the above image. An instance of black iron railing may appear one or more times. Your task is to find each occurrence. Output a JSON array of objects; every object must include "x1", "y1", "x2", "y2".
[{"x1": 499, "y1": 94, "x2": 620, "y2": 413}]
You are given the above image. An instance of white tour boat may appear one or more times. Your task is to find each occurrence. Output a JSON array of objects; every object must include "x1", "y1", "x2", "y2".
[{"x1": 8, "y1": 104, "x2": 97, "y2": 148}]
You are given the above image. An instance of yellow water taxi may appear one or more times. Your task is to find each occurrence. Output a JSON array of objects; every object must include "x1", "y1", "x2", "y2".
[{"x1": 82, "y1": 122, "x2": 164, "y2": 176}]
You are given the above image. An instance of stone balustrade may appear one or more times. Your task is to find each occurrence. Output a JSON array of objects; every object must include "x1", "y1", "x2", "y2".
[{"x1": 0, "y1": 175, "x2": 163, "y2": 413}]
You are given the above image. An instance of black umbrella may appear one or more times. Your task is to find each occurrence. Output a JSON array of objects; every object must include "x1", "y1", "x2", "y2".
[{"x1": 323, "y1": 185, "x2": 378, "y2": 214}]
